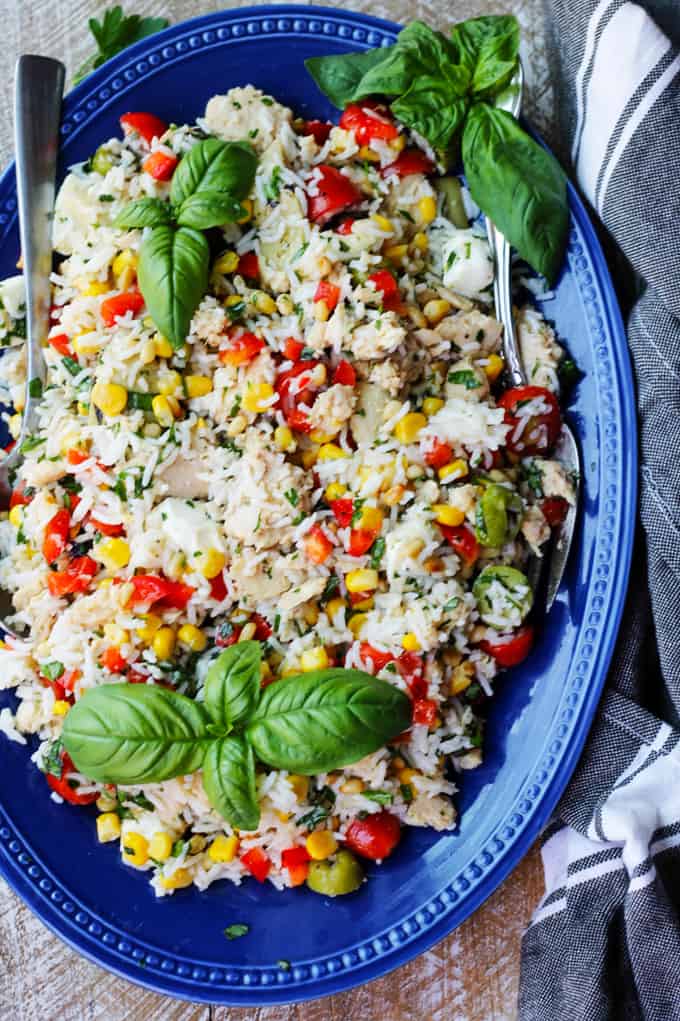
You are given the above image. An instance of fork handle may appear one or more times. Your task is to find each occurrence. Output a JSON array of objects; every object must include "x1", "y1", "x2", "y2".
[
  {"x1": 14, "y1": 55, "x2": 65, "y2": 439},
  {"x1": 487, "y1": 219, "x2": 526, "y2": 387}
]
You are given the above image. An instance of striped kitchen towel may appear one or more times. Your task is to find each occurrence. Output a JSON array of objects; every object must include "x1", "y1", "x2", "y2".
[{"x1": 519, "y1": 3, "x2": 680, "y2": 1019}]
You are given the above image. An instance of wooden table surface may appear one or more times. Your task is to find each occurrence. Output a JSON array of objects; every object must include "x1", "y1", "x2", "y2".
[{"x1": 0, "y1": 2, "x2": 551, "y2": 1017}]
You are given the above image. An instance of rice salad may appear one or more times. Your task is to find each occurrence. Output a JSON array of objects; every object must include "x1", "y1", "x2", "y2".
[{"x1": 0, "y1": 87, "x2": 575, "y2": 897}]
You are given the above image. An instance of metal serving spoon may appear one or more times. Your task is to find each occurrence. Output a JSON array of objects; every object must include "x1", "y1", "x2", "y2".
[
  {"x1": 485, "y1": 62, "x2": 580, "y2": 611},
  {"x1": 0, "y1": 56, "x2": 65, "y2": 636}
]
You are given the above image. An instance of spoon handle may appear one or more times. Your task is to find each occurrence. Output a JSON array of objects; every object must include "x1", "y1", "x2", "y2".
[
  {"x1": 14, "y1": 55, "x2": 65, "y2": 441},
  {"x1": 487, "y1": 220, "x2": 525, "y2": 387}
]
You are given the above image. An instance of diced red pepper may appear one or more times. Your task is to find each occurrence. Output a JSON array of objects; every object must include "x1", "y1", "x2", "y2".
[
  {"x1": 209, "y1": 572, "x2": 228, "y2": 601},
  {"x1": 381, "y1": 148, "x2": 435, "y2": 178},
  {"x1": 39, "y1": 670, "x2": 68, "y2": 702},
  {"x1": 348, "y1": 590, "x2": 372, "y2": 607},
  {"x1": 497, "y1": 385, "x2": 562, "y2": 456},
  {"x1": 281, "y1": 845, "x2": 311, "y2": 886},
  {"x1": 120, "y1": 112, "x2": 168, "y2": 145},
  {"x1": 275, "y1": 360, "x2": 320, "y2": 433},
  {"x1": 541, "y1": 497, "x2": 569, "y2": 527},
  {"x1": 339, "y1": 102, "x2": 399, "y2": 145},
  {"x1": 304, "y1": 524, "x2": 334, "y2": 564},
  {"x1": 424, "y1": 439, "x2": 454, "y2": 469},
  {"x1": 283, "y1": 337, "x2": 304, "y2": 362},
  {"x1": 47, "y1": 556, "x2": 98, "y2": 597},
  {"x1": 48, "y1": 333, "x2": 72, "y2": 357},
  {"x1": 330, "y1": 498, "x2": 354, "y2": 528},
  {"x1": 89, "y1": 516, "x2": 125, "y2": 537},
  {"x1": 238, "y1": 252, "x2": 260, "y2": 279},
  {"x1": 438, "y1": 523, "x2": 479, "y2": 566},
  {"x1": 480, "y1": 624, "x2": 534, "y2": 668},
  {"x1": 67, "y1": 448, "x2": 88, "y2": 466},
  {"x1": 219, "y1": 331, "x2": 265, "y2": 366},
  {"x1": 143, "y1": 150, "x2": 178, "y2": 181},
  {"x1": 367, "y1": 269, "x2": 401, "y2": 311},
  {"x1": 241, "y1": 846, "x2": 271, "y2": 883},
  {"x1": 332, "y1": 359, "x2": 356, "y2": 387},
  {"x1": 251, "y1": 613, "x2": 273, "y2": 640},
  {"x1": 43, "y1": 508, "x2": 71, "y2": 564},
  {"x1": 46, "y1": 769, "x2": 99, "y2": 805},
  {"x1": 335, "y1": 218, "x2": 355, "y2": 235},
  {"x1": 345, "y1": 811, "x2": 401, "y2": 860},
  {"x1": 100, "y1": 647, "x2": 128, "y2": 673},
  {"x1": 307, "y1": 165, "x2": 362, "y2": 225},
  {"x1": 359, "y1": 643, "x2": 394, "y2": 673},
  {"x1": 128, "y1": 574, "x2": 194, "y2": 610},
  {"x1": 300, "y1": 120, "x2": 332, "y2": 145},
  {"x1": 128, "y1": 668, "x2": 150, "y2": 684},
  {"x1": 61, "y1": 669, "x2": 82, "y2": 691},
  {"x1": 101, "y1": 291, "x2": 145, "y2": 327},
  {"x1": 412, "y1": 697, "x2": 438, "y2": 726},
  {"x1": 396, "y1": 651, "x2": 427, "y2": 700},
  {"x1": 347, "y1": 528, "x2": 378, "y2": 557},
  {"x1": 314, "y1": 281, "x2": 341, "y2": 311},
  {"x1": 215, "y1": 621, "x2": 241, "y2": 647},
  {"x1": 67, "y1": 492, "x2": 81, "y2": 514},
  {"x1": 9, "y1": 482, "x2": 33, "y2": 509}
]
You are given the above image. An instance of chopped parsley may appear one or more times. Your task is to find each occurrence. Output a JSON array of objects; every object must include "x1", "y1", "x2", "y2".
[
  {"x1": 284, "y1": 488, "x2": 299, "y2": 507},
  {"x1": 264, "y1": 165, "x2": 282, "y2": 202},
  {"x1": 400, "y1": 783, "x2": 414, "y2": 803},
  {"x1": 224, "y1": 923, "x2": 249, "y2": 941},
  {"x1": 362, "y1": 789, "x2": 393, "y2": 805},
  {"x1": 19, "y1": 435, "x2": 46, "y2": 453},
  {"x1": 369, "y1": 536, "x2": 386, "y2": 568},
  {"x1": 448, "y1": 369, "x2": 480, "y2": 390}
]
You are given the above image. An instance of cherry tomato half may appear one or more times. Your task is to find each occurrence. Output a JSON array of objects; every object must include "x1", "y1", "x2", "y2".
[
  {"x1": 307, "y1": 166, "x2": 362, "y2": 225},
  {"x1": 339, "y1": 102, "x2": 399, "y2": 145},
  {"x1": 480, "y1": 624, "x2": 534, "y2": 668},
  {"x1": 345, "y1": 811, "x2": 402, "y2": 860}
]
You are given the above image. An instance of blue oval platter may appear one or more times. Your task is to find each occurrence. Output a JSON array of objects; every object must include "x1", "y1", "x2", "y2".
[{"x1": 0, "y1": 4, "x2": 636, "y2": 1005}]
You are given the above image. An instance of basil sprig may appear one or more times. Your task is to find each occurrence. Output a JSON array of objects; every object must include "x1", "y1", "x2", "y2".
[
  {"x1": 62, "y1": 642, "x2": 411, "y2": 832},
  {"x1": 305, "y1": 16, "x2": 568, "y2": 282},
  {"x1": 115, "y1": 139, "x2": 257, "y2": 348}
]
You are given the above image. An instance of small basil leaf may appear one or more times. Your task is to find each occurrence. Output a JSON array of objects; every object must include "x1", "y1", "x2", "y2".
[
  {"x1": 62, "y1": 683, "x2": 212, "y2": 784},
  {"x1": 170, "y1": 139, "x2": 257, "y2": 207},
  {"x1": 391, "y1": 80, "x2": 468, "y2": 155},
  {"x1": 305, "y1": 47, "x2": 392, "y2": 108},
  {"x1": 176, "y1": 190, "x2": 245, "y2": 230},
  {"x1": 462, "y1": 103, "x2": 568, "y2": 283},
  {"x1": 203, "y1": 641, "x2": 262, "y2": 729},
  {"x1": 137, "y1": 225, "x2": 209, "y2": 349},
  {"x1": 114, "y1": 197, "x2": 173, "y2": 229},
  {"x1": 247, "y1": 669, "x2": 412, "y2": 775},
  {"x1": 202, "y1": 735, "x2": 259, "y2": 832},
  {"x1": 450, "y1": 15, "x2": 519, "y2": 96}
]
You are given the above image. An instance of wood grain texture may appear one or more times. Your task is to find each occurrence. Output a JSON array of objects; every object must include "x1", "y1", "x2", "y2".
[{"x1": 0, "y1": 2, "x2": 548, "y2": 1017}]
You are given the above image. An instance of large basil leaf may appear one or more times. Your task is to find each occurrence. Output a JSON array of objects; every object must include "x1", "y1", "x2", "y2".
[
  {"x1": 246, "y1": 669, "x2": 412, "y2": 774},
  {"x1": 62, "y1": 683, "x2": 211, "y2": 784},
  {"x1": 391, "y1": 79, "x2": 469, "y2": 154},
  {"x1": 137, "y1": 225, "x2": 209, "y2": 349},
  {"x1": 170, "y1": 139, "x2": 257, "y2": 208},
  {"x1": 462, "y1": 103, "x2": 568, "y2": 283},
  {"x1": 114, "y1": 197, "x2": 173, "y2": 229},
  {"x1": 203, "y1": 641, "x2": 261, "y2": 729},
  {"x1": 202, "y1": 735, "x2": 259, "y2": 831},
  {"x1": 305, "y1": 47, "x2": 392, "y2": 109},
  {"x1": 176, "y1": 190, "x2": 245, "y2": 230},
  {"x1": 450, "y1": 15, "x2": 519, "y2": 96}
]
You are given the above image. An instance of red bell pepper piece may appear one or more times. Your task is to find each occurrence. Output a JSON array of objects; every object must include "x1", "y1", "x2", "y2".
[
  {"x1": 480, "y1": 624, "x2": 534, "y2": 668},
  {"x1": 43, "y1": 508, "x2": 71, "y2": 564},
  {"x1": 304, "y1": 524, "x2": 334, "y2": 564},
  {"x1": 359, "y1": 643, "x2": 394, "y2": 673},
  {"x1": 101, "y1": 291, "x2": 145, "y2": 327},
  {"x1": 241, "y1": 846, "x2": 271, "y2": 883},
  {"x1": 347, "y1": 528, "x2": 377, "y2": 557},
  {"x1": 412, "y1": 697, "x2": 438, "y2": 726},
  {"x1": 424, "y1": 439, "x2": 453, "y2": 469},
  {"x1": 120, "y1": 112, "x2": 168, "y2": 145},
  {"x1": 497, "y1": 385, "x2": 562, "y2": 456},
  {"x1": 332, "y1": 359, "x2": 356, "y2": 386},
  {"x1": 209, "y1": 572, "x2": 228, "y2": 601},
  {"x1": 275, "y1": 360, "x2": 320, "y2": 433},
  {"x1": 100, "y1": 647, "x2": 128, "y2": 673},
  {"x1": 89, "y1": 516, "x2": 125, "y2": 537},
  {"x1": 219, "y1": 331, "x2": 265, "y2": 366},
  {"x1": 382, "y1": 148, "x2": 435, "y2": 178},
  {"x1": 47, "y1": 556, "x2": 98, "y2": 597},
  {"x1": 307, "y1": 166, "x2": 362, "y2": 225},
  {"x1": 330, "y1": 498, "x2": 354, "y2": 528},
  {"x1": 336, "y1": 217, "x2": 355, "y2": 235},
  {"x1": 9, "y1": 482, "x2": 33, "y2": 509},
  {"x1": 238, "y1": 252, "x2": 260, "y2": 279},
  {"x1": 339, "y1": 102, "x2": 399, "y2": 145},
  {"x1": 367, "y1": 269, "x2": 401, "y2": 311},
  {"x1": 438, "y1": 523, "x2": 479, "y2": 566},
  {"x1": 345, "y1": 811, "x2": 401, "y2": 860},
  {"x1": 128, "y1": 574, "x2": 194, "y2": 610},
  {"x1": 48, "y1": 333, "x2": 73, "y2": 357},
  {"x1": 314, "y1": 280, "x2": 341, "y2": 311},
  {"x1": 143, "y1": 150, "x2": 178, "y2": 181},
  {"x1": 541, "y1": 497, "x2": 569, "y2": 527},
  {"x1": 300, "y1": 120, "x2": 332, "y2": 145},
  {"x1": 281, "y1": 845, "x2": 311, "y2": 886},
  {"x1": 283, "y1": 337, "x2": 304, "y2": 362}
]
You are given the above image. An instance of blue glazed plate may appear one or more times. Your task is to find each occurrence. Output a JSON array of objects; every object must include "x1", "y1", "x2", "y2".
[{"x1": 0, "y1": 5, "x2": 636, "y2": 1005}]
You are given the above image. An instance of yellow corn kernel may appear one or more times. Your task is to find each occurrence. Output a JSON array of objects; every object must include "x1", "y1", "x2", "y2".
[
  {"x1": 8, "y1": 413, "x2": 22, "y2": 439},
  {"x1": 300, "y1": 646, "x2": 330, "y2": 672},
  {"x1": 104, "y1": 622, "x2": 130, "y2": 646},
  {"x1": 423, "y1": 299, "x2": 452, "y2": 325},
  {"x1": 52, "y1": 700, "x2": 70, "y2": 716},
  {"x1": 208, "y1": 834, "x2": 239, "y2": 863},
  {"x1": 148, "y1": 831, "x2": 173, "y2": 863},
  {"x1": 237, "y1": 199, "x2": 253, "y2": 224},
  {"x1": 96, "y1": 813, "x2": 121, "y2": 843},
  {"x1": 389, "y1": 134, "x2": 406, "y2": 152},
  {"x1": 313, "y1": 299, "x2": 330, "y2": 323},
  {"x1": 112, "y1": 249, "x2": 138, "y2": 289},
  {"x1": 152, "y1": 395, "x2": 175, "y2": 427},
  {"x1": 277, "y1": 293, "x2": 295, "y2": 316},
  {"x1": 159, "y1": 868, "x2": 193, "y2": 890},
  {"x1": 8, "y1": 505, "x2": 23, "y2": 528},
  {"x1": 189, "y1": 835, "x2": 207, "y2": 855},
  {"x1": 96, "y1": 792, "x2": 117, "y2": 813},
  {"x1": 242, "y1": 382, "x2": 275, "y2": 414},
  {"x1": 152, "y1": 626, "x2": 176, "y2": 661},
  {"x1": 325, "y1": 482, "x2": 347, "y2": 503},
  {"x1": 79, "y1": 279, "x2": 110, "y2": 297},
  {"x1": 401, "y1": 633, "x2": 421, "y2": 652},
  {"x1": 77, "y1": 401, "x2": 89, "y2": 417},
  {"x1": 371, "y1": 213, "x2": 393, "y2": 233},
  {"x1": 432, "y1": 504, "x2": 465, "y2": 527},
  {"x1": 340, "y1": 777, "x2": 365, "y2": 794},
  {"x1": 157, "y1": 370, "x2": 182, "y2": 396},
  {"x1": 417, "y1": 195, "x2": 437, "y2": 224},
  {"x1": 358, "y1": 145, "x2": 380, "y2": 162},
  {"x1": 185, "y1": 375, "x2": 213, "y2": 399},
  {"x1": 411, "y1": 231, "x2": 429, "y2": 253},
  {"x1": 423, "y1": 397, "x2": 444, "y2": 416},
  {"x1": 450, "y1": 661, "x2": 475, "y2": 695},
  {"x1": 153, "y1": 333, "x2": 174, "y2": 359},
  {"x1": 195, "y1": 548, "x2": 226, "y2": 580},
  {"x1": 136, "y1": 613, "x2": 162, "y2": 643},
  {"x1": 95, "y1": 537, "x2": 131, "y2": 570},
  {"x1": 91, "y1": 382, "x2": 127, "y2": 417},
  {"x1": 310, "y1": 429, "x2": 337, "y2": 444},
  {"x1": 438, "y1": 459, "x2": 469, "y2": 483},
  {"x1": 306, "y1": 830, "x2": 338, "y2": 860},
  {"x1": 275, "y1": 425, "x2": 295, "y2": 452},
  {"x1": 383, "y1": 484, "x2": 406, "y2": 507},
  {"x1": 225, "y1": 294, "x2": 244, "y2": 308},
  {"x1": 122, "y1": 832, "x2": 149, "y2": 867},
  {"x1": 177, "y1": 624, "x2": 207, "y2": 652},
  {"x1": 253, "y1": 291, "x2": 277, "y2": 315},
  {"x1": 72, "y1": 332, "x2": 103, "y2": 355},
  {"x1": 384, "y1": 243, "x2": 408, "y2": 262},
  {"x1": 213, "y1": 250, "x2": 239, "y2": 274},
  {"x1": 325, "y1": 597, "x2": 346, "y2": 623},
  {"x1": 357, "y1": 506, "x2": 384, "y2": 536},
  {"x1": 348, "y1": 612, "x2": 368, "y2": 638},
  {"x1": 227, "y1": 414, "x2": 247, "y2": 437},
  {"x1": 483, "y1": 353, "x2": 504, "y2": 383},
  {"x1": 301, "y1": 445, "x2": 319, "y2": 469},
  {"x1": 276, "y1": 810, "x2": 291, "y2": 823},
  {"x1": 239, "y1": 621, "x2": 257, "y2": 642},
  {"x1": 288, "y1": 774, "x2": 309, "y2": 801},
  {"x1": 317, "y1": 442, "x2": 348, "y2": 462},
  {"x1": 394, "y1": 412, "x2": 427, "y2": 444},
  {"x1": 346, "y1": 568, "x2": 379, "y2": 593}
]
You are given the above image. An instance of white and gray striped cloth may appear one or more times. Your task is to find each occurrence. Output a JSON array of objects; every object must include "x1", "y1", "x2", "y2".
[{"x1": 519, "y1": 3, "x2": 680, "y2": 1018}]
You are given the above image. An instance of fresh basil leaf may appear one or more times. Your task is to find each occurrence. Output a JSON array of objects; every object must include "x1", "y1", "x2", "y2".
[
  {"x1": 362, "y1": 789, "x2": 394, "y2": 805},
  {"x1": 247, "y1": 669, "x2": 412, "y2": 775},
  {"x1": 305, "y1": 47, "x2": 392, "y2": 108},
  {"x1": 202, "y1": 735, "x2": 259, "y2": 832},
  {"x1": 137, "y1": 225, "x2": 209, "y2": 349},
  {"x1": 170, "y1": 139, "x2": 257, "y2": 207},
  {"x1": 73, "y1": 8, "x2": 169, "y2": 86},
  {"x1": 224, "y1": 923, "x2": 249, "y2": 940},
  {"x1": 61, "y1": 683, "x2": 212, "y2": 784},
  {"x1": 450, "y1": 15, "x2": 519, "y2": 96},
  {"x1": 372, "y1": 21, "x2": 467, "y2": 96},
  {"x1": 391, "y1": 79, "x2": 468, "y2": 153},
  {"x1": 114, "y1": 197, "x2": 173, "y2": 229},
  {"x1": 203, "y1": 641, "x2": 261, "y2": 729},
  {"x1": 176, "y1": 190, "x2": 245, "y2": 230},
  {"x1": 462, "y1": 103, "x2": 568, "y2": 283}
]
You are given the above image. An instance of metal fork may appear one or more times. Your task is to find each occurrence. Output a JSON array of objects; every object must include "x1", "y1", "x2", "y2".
[
  {"x1": 485, "y1": 63, "x2": 580, "y2": 611},
  {"x1": 0, "y1": 56, "x2": 65, "y2": 635}
]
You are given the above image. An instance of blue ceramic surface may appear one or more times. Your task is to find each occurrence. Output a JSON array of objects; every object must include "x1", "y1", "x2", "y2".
[{"x1": 0, "y1": 5, "x2": 636, "y2": 1005}]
